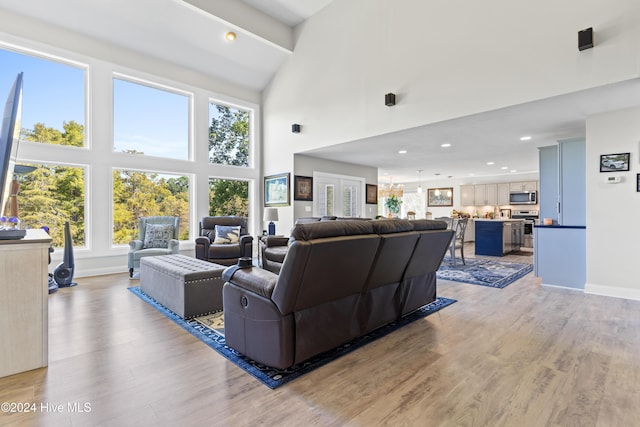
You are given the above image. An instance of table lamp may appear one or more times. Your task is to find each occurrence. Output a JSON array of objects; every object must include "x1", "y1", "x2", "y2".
[{"x1": 263, "y1": 207, "x2": 278, "y2": 235}]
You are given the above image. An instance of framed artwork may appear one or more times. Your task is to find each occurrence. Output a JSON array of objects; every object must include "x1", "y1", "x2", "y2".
[
  {"x1": 366, "y1": 184, "x2": 378, "y2": 204},
  {"x1": 427, "y1": 188, "x2": 453, "y2": 207},
  {"x1": 600, "y1": 152, "x2": 630, "y2": 172},
  {"x1": 294, "y1": 175, "x2": 313, "y2": 201},
  {"x1": 264, "y1": 173, "x2": 290, "y2": 207},
  {"x1": 637, "y1": 174, "x2": 640, "y2": 192}
]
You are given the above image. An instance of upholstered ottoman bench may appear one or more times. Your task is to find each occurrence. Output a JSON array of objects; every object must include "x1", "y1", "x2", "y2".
[{"x1": 140, "y1": 254, "x2": 225, "y2": 319}]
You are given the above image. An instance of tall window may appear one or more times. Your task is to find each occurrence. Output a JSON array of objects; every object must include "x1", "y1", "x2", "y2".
[
  {"x1": 1, "y1": 47, "x2": 87, "y2": 247},
  {"x1": 112, "y1": 170, "x2": 190, "y2": 244},
  {"x1": 113, "y1": 77, "x2": 189, "y2": 160},
  {"x1": 208, "y1": 178, "x2": 249, "y2": 217},
  {"x1": 208, "y1": 103, "x2": 250, "y2": 167},
  {"x1": 0, "y1": 48, "x2": 85, "y2": 147}
]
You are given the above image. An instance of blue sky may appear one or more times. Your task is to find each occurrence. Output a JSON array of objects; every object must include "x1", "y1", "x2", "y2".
[
  {"x1": 1, "y1": 47, "x2": 188, "y2": 160},
  {"x1": 0, "y1": 48, "x2": 84, "y2": 130}
]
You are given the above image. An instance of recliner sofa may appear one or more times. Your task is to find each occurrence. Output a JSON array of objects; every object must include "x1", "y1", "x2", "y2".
[
  {"x1": 260, "y1": 215, "x2": 372, "y2": 273},
  {"x1": 222, "y1": 218, "x2": 453, "y2": 369}
]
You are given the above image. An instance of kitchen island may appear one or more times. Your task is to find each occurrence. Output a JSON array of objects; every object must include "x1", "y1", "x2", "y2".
[{"x1": 474, "y1": 219, "x2": 524, "y2": 256}]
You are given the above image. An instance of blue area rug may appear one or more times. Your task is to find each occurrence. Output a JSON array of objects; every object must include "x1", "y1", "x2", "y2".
[
  {"x1": 436, "y1": 257, "x2": 533, "y2": 288},
  {"x1": 128, "y1": 286, "x2": 456, "y2": 389}
]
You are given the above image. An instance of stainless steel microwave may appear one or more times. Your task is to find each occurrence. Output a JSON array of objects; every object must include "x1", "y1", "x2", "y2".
[{"x1": 509, "y1": 191, "x2": 537, "y2": 205}]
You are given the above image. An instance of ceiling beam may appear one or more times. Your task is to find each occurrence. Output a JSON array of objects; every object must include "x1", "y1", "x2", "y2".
[{"x1": 181, "y1": 0, "x2": 294, "y2": 53}]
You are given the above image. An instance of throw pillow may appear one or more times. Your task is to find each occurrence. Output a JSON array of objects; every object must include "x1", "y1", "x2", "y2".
[
  {"x1": 213, "y1": 225, "x2": 241, "y2": 244},
  {"x1": 143, "y1": 223, "x2": 174, "y2": 249}
]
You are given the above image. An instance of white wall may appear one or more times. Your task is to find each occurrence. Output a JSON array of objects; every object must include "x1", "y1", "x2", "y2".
[
  {"x1": 263, "y1": 0, "x2": 640, "y2": 230},
  {"x1": 585, "y1": 106, "x2": 640, "y2": 300}
]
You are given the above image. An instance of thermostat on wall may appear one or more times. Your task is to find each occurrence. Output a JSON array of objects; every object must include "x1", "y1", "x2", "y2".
[{"x1": 605, "y1": 175, "x2": 622, "y2": 183}]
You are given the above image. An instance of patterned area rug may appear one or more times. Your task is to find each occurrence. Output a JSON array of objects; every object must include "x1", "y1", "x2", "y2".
[
  {"x1": 128, "y1": 286, "x2": 456, "y2": 389},
  {"x1": 436, "y1": 257, "x2": 533, "y2": 288}
]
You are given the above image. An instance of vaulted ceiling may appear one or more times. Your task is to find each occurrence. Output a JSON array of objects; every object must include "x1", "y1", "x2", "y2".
[{"x1": 2, "y1": 0, "x2": 639, "y2": 184}]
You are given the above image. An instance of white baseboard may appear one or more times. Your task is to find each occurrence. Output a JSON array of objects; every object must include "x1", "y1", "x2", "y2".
[{"x1": 584, "y1": 283, "x2": 640, "y2": 301}]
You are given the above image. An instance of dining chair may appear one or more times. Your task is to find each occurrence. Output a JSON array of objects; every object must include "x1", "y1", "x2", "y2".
[{"x1": 449, "y1": 217, "x2": 468, "y2": 266}]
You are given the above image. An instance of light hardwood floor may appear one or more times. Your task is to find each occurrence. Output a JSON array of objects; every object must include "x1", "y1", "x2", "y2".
[{"x1": 2, "y1": 247, "x2": 640, "y2": 427}]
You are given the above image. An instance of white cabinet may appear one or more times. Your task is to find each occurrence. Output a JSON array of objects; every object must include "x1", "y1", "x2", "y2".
[
  {"x1": 509, "y1": 181, "x2": 537, "y2": 192},
  {"x1": 485, "y1": 184, "x2": 498, "y2": 205},
  {"x1": 461, "y1": 180, "x2": 538, "y2": 208},
  {"x1": 464, "y1": 218, "x2": 475, "y2": 242},
  {"x1": 1, "y1": 229, "x2": 51, "y2": 378},
  {"x1": 498, "y1": 183, "x2": 510, "y2": 205},
  {"x1": 460, "y1": 185, "x2": 475, "y2": 206},
  {"x1": 473, "y1": 184, "x2": 497, "y2": 205}
]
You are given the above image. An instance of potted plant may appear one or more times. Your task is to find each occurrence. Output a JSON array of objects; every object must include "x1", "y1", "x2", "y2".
[{"x1": 384, "y1": 195, "x2": 402, "y2": 218}]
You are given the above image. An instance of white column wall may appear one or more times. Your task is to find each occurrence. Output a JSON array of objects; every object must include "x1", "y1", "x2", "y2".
[{"x1": 585, "y1": 106, "x2": 640, "y2": 300}]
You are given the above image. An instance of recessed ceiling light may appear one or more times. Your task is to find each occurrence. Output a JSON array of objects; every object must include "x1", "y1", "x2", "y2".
[
  {"x1": 486, "y1": 161, "x2": 494, "y2": 165},
  {"x1": 398, "y1": 150, "x2": 407, "y2": 154},
  {"x1": 501, "y1": 166, "x2": 508, "y2": 170},
  {"x1": 441, "y1": 143, "x2": 451, "y2": 148},
  {"x1": 510, "y1": 169, "x2": 517, "y2": 173},
  {"x1": 520, "y1": 136, "x2": 532, "y2": 141},
  {"x1": 225, "y1": 32, "x2": 237, "y2": 41},
  {"x1": 469, "y1": 173, "x2": 475, "y2": 177}
]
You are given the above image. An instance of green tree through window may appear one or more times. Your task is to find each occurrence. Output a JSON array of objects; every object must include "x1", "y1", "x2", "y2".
[
  {"x1": 208, "y1": 179, "x2": 248, "y2": 217},
  {"x1": 113, "y1": 170, "x2": 190, "y2": 244},
  {"x1": 209, "y1": 104, "x2": 249, "y2": 166},
  {"x1": 208, "y1": 103, "x2": 250, "y2": 217},
  {"x1": 17, "y1": 122, "x2": 85, "y2": 247}
]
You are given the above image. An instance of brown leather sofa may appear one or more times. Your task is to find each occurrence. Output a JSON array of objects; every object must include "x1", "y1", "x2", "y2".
[
  {"x1": 195, "y1": 216, "x2": 253, "y2": 266},
  {"x1": 260, "y1": 216, "x2": 372, "y2": 274},
  {"x1": 222, "y1": 218, "x2": 453, "y2": 369}
]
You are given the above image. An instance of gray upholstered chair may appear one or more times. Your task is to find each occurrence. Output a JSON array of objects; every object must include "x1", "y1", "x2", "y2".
[
  {"x1": 449, "y1": 217, "x2": 468, "y2": 266},
  {"x1": 128, "y1": 216, "x2": 180, "y2": 277},
  {"x1": 195, "y1": 216, "x2": 253, "y2": 266}
]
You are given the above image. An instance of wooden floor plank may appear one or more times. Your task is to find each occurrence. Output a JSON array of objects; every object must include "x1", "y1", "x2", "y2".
[{"x1": 2, "y1": 249, "x2": 640, "y2": 426}]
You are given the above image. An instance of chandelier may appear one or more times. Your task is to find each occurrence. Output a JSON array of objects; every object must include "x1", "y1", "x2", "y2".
[{"x1": 378, "y1": 178, "x2": 404, "y2": 198}]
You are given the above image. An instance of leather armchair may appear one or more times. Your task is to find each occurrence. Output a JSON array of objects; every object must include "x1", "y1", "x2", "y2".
[
  {"x1": 128, "y1": 216, "x2": 180, "y2": 277},
  {"x1": 195, "y1": 216, "x2": 253, "y2": 266},
  {"x1": 260, "y1": 235, "x2": 289, "y2": 274}
]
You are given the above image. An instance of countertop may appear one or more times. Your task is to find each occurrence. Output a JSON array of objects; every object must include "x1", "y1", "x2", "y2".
[{"x1": 473, "y1": 218, "x2": 525, "y2": 222}]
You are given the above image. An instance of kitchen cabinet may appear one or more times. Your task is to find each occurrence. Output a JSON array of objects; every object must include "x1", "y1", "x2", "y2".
[
  {"x1": 475, "y1": 219, "x2": 524, "y2": 256},
  {"x1": 497, "y1": 183, "x2": 510, "y2": 205},
  {"x1": 460, "y1": 185, "x2": 475, "y2": 206},
  {"x1": 460, "y1": 181, "x2": 536, "y2": 207},
  {"x1": 473, "y1": 184, "x2": 497, "y2": 205},
  {"x1": 463, "y1": 218, "x2": 475, "y2": 242},
  {"x1": 509, "y1": 181, "x2": 537, "y2": 192}
]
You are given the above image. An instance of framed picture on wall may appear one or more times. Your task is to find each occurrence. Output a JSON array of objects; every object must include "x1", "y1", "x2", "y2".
[
  {"x1": 427, "y1": 188, "x2": 453, "y2": 207},
  {"x1": 264, "y1": 173, "x2": 290, "y2": 207},
  {"x1": 294, "y1": 175, "x2": 313, "y2": 201},
  {"x1": 637, "y1": 174, "x2": 640, "y2": 192},
  {"x1": 366, "y1": 184, "x2": 378, "y2": 204},
  {"x1": 600, "y1": 152, "x2": 630, "y2": 172}
]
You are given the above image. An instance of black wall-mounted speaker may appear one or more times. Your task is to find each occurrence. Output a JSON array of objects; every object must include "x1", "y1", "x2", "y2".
[
  {"x1": 385, "y1": 93, "x2": 396, "y2": 107},
  {"x1": 291, "y1": 123, "x2": 301, "y2": 133},
  {"x1": 578, "y1": 27, "x2": 593, "y2": 51}
]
